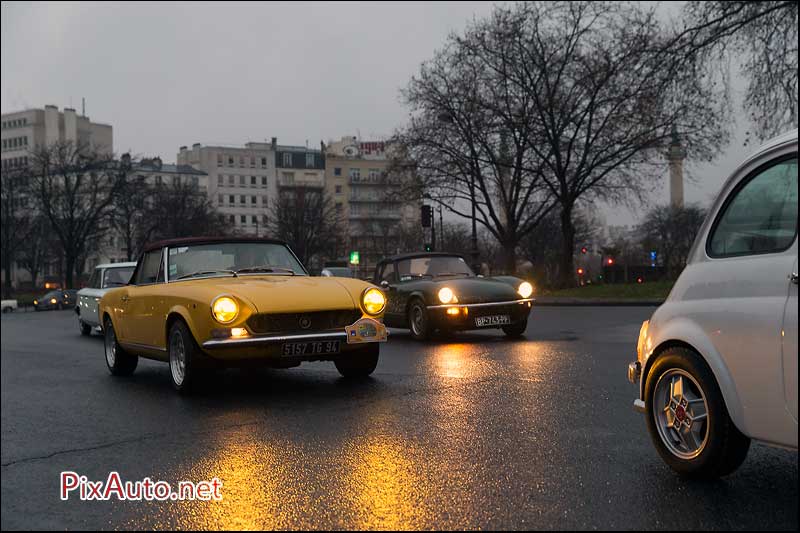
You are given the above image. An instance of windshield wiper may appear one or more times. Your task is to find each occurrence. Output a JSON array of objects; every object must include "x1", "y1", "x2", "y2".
[
  {"x1": 434, "y1": 272, "x2": 471, "y2": 278},
  {"x1": 176, "y1": 269, "x2": 238, "y2": 280},
  {"x1": 235, "y1": 265, "x2": 297, "y2": 276}
]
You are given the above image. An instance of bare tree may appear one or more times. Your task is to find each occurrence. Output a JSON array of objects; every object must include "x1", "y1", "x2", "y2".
[
  {"x1": 679, "y1": 1, "x2": 798, "y2": 141},
  {"x1": 140, "y1": 178, "x2": 227, "y2": 247},
  {"x1": 267, "y1": 187, "x2": 343, "y2": 268},
  {"x1": 638, "y1": 204, "x2": 707, "y2": 279},
  {"x1": 398, "y1": 2, "x2": 728, "y2": 283},
  {"x1": 16, "y1": 214, "x2": 57, "y2": 290},
  {"x1": 0, "y1": 165, "x2": 33, "y2": 297},
  {"x1": 396, "y1": 9, "x2": 556, "y2": 274},
  {"x1": 108, "y1": 154, "x2": 150, "y2": 261},
  {"x1": 29, "y1": 141, "x2": 121, "y2": 289},
  {"x1": 519, "y1": 208, "x2": 601, "y2": 288}
]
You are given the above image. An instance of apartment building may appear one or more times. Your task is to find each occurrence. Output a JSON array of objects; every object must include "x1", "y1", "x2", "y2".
[
  {"x1": 324, "y1": 136, "x2": 416, "y2": 275},
  {"x1": 1, "y1": 105, "x2": 114, "y2": 290},
  {"x1": 177, "y1": 141, "x2": 276, "y2": 235},
  {"x1": 1, "y1": 105, "x2": 112, "y2": 172}
]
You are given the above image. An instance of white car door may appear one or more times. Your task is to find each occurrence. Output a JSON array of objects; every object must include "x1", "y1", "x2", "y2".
[
  {"x1": 690, "y1": 154, "x2": 798, "y2": 445},
  {"x1": 783, "y1": 257, "x2": 798, "y2": 423}
]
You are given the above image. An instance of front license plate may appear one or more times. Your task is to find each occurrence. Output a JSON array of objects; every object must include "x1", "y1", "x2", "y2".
[
  {"x1": 282, "y1": 341, "x2": 341, "y2": 356},
  {"x1": 475, "y1": 315, "x2": 511, "y2": 327}
]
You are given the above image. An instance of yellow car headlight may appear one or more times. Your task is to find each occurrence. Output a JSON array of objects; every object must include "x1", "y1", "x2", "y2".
[
  {"x1": 362, "y1": 288, "x2": 386, "y2": 315},
  {"x1": 518, "y1": 282, "x2": 533, "y2": 299},
  {"x1": 211, "y1": 296, "x2": 239, "y2": 324},
  {"x1": 438, "y1": 287, "x2": 456, "y2": 304},
  {"x1": 636, "y1": 320, "x2": 650, "y2": 363}
]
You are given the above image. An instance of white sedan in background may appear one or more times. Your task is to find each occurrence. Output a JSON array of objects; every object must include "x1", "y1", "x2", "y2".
[
  {"x1": 629, "y1": 129, "x2": 797, "y2": 478},
  {"x1": 75, "y1": 262, "x2": 136, "y2": 335}
]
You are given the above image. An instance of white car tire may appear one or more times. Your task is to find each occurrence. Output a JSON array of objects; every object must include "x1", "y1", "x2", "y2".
[{"x1": 644, "y1": 347, "x2": 750, "y2": 478}]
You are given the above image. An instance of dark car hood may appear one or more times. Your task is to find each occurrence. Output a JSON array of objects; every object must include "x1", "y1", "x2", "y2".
[{"x1": 427, "y1": 276, "x2": 520, "y2": 304}]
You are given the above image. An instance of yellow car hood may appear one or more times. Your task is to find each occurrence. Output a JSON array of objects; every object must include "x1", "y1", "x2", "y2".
[{"x1": 184, "y1": 275, "x2": 360, "y2": 313}]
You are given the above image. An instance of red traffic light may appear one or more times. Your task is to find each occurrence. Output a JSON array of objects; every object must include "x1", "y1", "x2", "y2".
[
  {"x1": 606, "y1": 258, "x2": 614, "y2": 265},
  {"x1": 637, "y1": 277, "x2": 644, "y2": 284},
  {"x1": 580, "y1": 246, "x2": 588, "y2": 254}
]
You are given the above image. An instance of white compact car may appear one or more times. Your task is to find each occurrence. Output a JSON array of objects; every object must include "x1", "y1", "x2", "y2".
[
  {"x1": 76, "y1": 262, "x2": 136, "y2": 335},
  {"x1": 628, "y1": 129, "x2": 797, "y2": 478}
]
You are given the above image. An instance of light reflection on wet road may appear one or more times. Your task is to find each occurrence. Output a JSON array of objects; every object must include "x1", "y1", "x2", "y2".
[{"x1": 1, "y1": 307, "x2": 797, "y2": 530}]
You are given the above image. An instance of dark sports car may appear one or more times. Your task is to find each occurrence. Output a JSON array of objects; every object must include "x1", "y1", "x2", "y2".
[{"x1": 373, "y1": 252, "x2": 534, "y2": 340}]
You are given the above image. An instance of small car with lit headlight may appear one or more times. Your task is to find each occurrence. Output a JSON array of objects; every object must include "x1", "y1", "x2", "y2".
[
  {"x1": 373, "y1": 252, "x2": 534, "y2": 340},
  {"x1": 33, "y1": 289, "x2": 77, "y2": 311},
  {"x1": 627, "y1": 129, "x2": 797, "y2": 478},
  {"x1": 98, "y1": 237, "x2": 387, "y2": 392}
]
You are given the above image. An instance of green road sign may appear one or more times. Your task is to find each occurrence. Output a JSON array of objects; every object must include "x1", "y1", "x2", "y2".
[{"x1": 349, "y1": 251, "x2": 360, "y2": 265}]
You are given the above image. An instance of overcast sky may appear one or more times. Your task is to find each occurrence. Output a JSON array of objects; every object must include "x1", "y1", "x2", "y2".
[{"x1": 1, "y1": 1, "x2": 753, "y2": 227}]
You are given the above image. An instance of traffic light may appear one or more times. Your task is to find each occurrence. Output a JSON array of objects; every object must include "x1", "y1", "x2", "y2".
[
  {"x1": 606, "y1": 257, "x2": 614, "y2": 266},
  {"x1": 424, "y1": 243, "x2": 432, "y2": 252},
  {"x1": 577, "y1": 267, "x2": 585, "y2": 276},
  {"x1": 421, "y1": 205, "x2": 433, "y2": 228},
  {"x1": 580, "y1": 246, "x2": 588, "y2": 254},
  {"x1": 349, "y1": 251, "x2": 360, "y2": 265}
]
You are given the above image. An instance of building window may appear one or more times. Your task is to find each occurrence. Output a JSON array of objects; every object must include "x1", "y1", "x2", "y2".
[
  {"x1": 172, "y1": 176, "x2": 180, "y2": 186},
  {"x1": 240, "y1": 195, "x2": 246, "y2": 205},
  {"x1": 261, "y1": 176, "x2": 267, "y2": 186},
  {"x1": 229, "y1": 175, "x2": 234, "y2": 186},
  {"x1": 261, "y1": 157, "x2": 267, "y2": 168},
  {"x1": 251, "y1": 176, "x2": 256, "y2": 186},
  {"x1": 218, "y1": 194, "x2": 224, "y2": 205},
  {"x1": 335, "y1": 202, "x2": 342, "y2": 213},
  {"x1": 334, "y1": 167, "x2": 342, "y2": 176},
  {"x1": 369, "y1": 168, "x2": 381, "y2": 181},
  {"x1": 251, "y1": 195, "x2": 257, "y2": 205},
  {"x1": 335, "y1": 185, "x2": 342, "y2": 194},
  {"x1": 241, "y1": 215, "x2": 247, "y2": 224},
  {"x1": 239, "y1": 156, "x2": 245, "y2": 168},
  {"x1": 282, "y1": 153, "x2": 292, "y2": 167},
  {"x1": 251, "y1": 215, "x2": 257, "y2": 225},
  {"x1": 250, "y1": 157, "x2": 255, "y2": 168},
  {"x1": 218, "y1": 175, "x2": 223, "y2": 186},
  {"x1": 228, "y1": 156, "x2": 234, "y2": 166},
  {"x1": 155, "y1": 176, "x2": 162, "y2": 185},
  {"x1": 191, "y1": 176, "x2": 199, "y2": 187},
  {"x1": 217, "y1": 154, "x2": 223, "y2": 167},
  {"x1": 349, "y1": 168, "x2": 360, "y2": 181},
  {"x1": 230, "y1": 215, "x2": 235, "y2": 224},
  {"x1": 229, "y1": 195, "x2": 234, "y2": 204},
  {"x1": 262, "y1": 215, "x2": 269, "y2": 225},
  {"x1": 305, "y1": 153, "x2": 314, "y2": 167},
  {"x1": 240, "y1": 175, "x2": 245, "y2": 186}
]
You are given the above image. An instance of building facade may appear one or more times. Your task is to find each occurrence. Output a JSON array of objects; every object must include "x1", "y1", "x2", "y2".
[
  {"x1": 1, "y1": 105, "x2": 114, "y2": 291},
  {"x1": 177, "y1": 141, "x2": 276, "y2": 235},
  {"x1": 324, "y1": 136, "x2": 417, "y2": 276},
  {"x1": 1, "y1": 105, "x2": 112, "y2": 172}
]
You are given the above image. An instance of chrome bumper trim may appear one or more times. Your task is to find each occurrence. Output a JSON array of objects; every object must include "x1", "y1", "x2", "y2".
[
  {"x1": 633, "y1": 399, "x2": 646, "y2": 413},
  {"x1": 627, "y1": 361, "x2": 641, "y2": 384},
  {"x1": 202, "y1": 330, "x2": 348, "y2": 348},
  {"x1": 427, "y1": 298, "x2": 534, "y2": 310}
]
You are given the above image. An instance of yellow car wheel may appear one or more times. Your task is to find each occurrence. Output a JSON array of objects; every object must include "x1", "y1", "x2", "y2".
[
  {"x1": 104, "y1": 318, "x2": 137, "y2": 376},
  {"x1": 168, "y1": 320, "x2": 208, "y2": 394},
  {"x1": 334, "y1": 343, "x2": 379, "y2": 378}
]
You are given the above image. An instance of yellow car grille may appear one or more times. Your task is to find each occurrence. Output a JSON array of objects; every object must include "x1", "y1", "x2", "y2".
[{"x1": 247, "y1": 309, "x2": 361, "y2": 335}]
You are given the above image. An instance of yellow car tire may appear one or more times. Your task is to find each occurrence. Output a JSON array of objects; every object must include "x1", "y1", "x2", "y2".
[{"x1": 334, "y1": 344, "x2": 379, "y2": 378}]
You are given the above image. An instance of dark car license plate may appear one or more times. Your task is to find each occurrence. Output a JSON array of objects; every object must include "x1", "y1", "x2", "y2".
[
  {"x1": 475, "y1": 315, "x2": 511, "y2": 327},
  {"x1": 282, "y1": 341, "x2": 341, "y2": 356}
]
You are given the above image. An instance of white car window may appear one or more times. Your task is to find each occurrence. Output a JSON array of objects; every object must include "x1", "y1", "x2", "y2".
[{"x1": 708, "y1": 157, "x2": 798, "y2": 257}]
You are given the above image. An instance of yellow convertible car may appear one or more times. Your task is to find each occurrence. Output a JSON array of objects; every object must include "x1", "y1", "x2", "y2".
[{"x1": 99, "y1": 237, "x2": 387, "y2": 392}]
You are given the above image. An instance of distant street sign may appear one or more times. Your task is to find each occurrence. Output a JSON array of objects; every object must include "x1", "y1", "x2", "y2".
[{"x1": 349, "y1": 251, "x2": 360, "y2": 265}]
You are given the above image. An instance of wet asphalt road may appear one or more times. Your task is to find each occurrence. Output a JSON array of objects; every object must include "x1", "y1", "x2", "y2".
[{"x1": 1, "y1": 307, "x2": 797, "y2": 530}]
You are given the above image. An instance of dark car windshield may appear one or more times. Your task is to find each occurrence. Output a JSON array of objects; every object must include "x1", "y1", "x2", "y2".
[
  {"x1": 167, "y1": 242, "x2": 306, "y2": 280},
  {"x1": 102, "y1": 266, "x2": 135, "y2": 288},
  {"x1": 396, "y1": 256, "x2": 474, "y2": 279}
]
